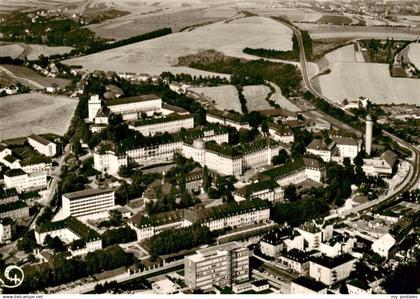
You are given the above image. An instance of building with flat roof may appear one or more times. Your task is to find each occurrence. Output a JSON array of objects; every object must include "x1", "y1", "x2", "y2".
[
  {"x1": 279, "y1": 249, "x2": 311, "y2": 275},
  {"x1": 129, "y1": 113, "x2": 194, "y2": 136},
  {"x1": 309, "y1": 253, "x2": 356, "y2": 286},
  {"x1": 291, "y1": 276, "x2": 327, "y2": 294},
  {"x1": 62, "y1": 188, "x2": 115, "y2": 218},
  {"x1": 28, "y1": 134, "x2": 57, "y2": 157},
  {"x1": 4, "y1": 169, "x2": 47, "y2": 192},
  {"x1": 185, "y1": 242, "x2": 249, "y2": 291}
]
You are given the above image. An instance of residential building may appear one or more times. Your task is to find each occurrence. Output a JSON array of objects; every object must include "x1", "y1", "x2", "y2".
[
  {"x1": 0, "y1": 201, "x2": 29, "y2": 220},
  {"x1": 347, "y1": 279, "x2": 372, "y2": 294},
  {"x1": 184, "y1": 242, "x2": 249, "y2": 291},
  {"x1": 233, "y1": 180, "x2": 283, "y2": 203},
  {"x1": 258, "y1": 158, "x2": 325, "y2": 187},
  {"x1": 184, "y1": 199, "x2": 270, "y2": 232},
  {"x1": 258, "y1": 108, "x2": 298, "y2": 122},
  {"x1": 28, "y1": 134, "x2": 57, "y2": 157},
  {"x1": 362, "y1": 149, "x2": 398, "y2": 177},
  {"x1": 128, "y1": 210, "x2": 187, "y2": 241},
  {"x1": 206, "y1": 110, "x2": 250, "y2": 131},
  {"x1": 319, "y1": 234, "x2": 356, "y2": 258},
  {"x1": 143, "y1": 179, "x2": 180, "y2": 203},
  {"x1": 259, "y1": 228, "x2": 302, "y2": 257},
  {"x1": 62, "y1": 188, "x2": 115, "y2": 218},
  {"x1": 267, "y1": 123, "x2": 295, "y2": 144},
  {"x1": 279, "y1": 249, "x2": 310, "y2": 275},
  {"x1": 331, "y1": 136, "x2": 360, "y2": 164},
  {"x1": 129, "y1": 113, "x2": 194, "y2": 136},
  {"x1": 296, "y1": 223, "x2": 323, "y2": 251},
  {"x1": 4, "y1": 169, "x2": 47, "y2": 192},
  {"x1": 93, "y1": 142, "x2": 128, "y2": 175},
  {"x1": 306, "y1": 139, "x2": 333, "y2": 162},
  {"x1": 291, "y1": 276, "x2": 328, "y2": 294},
  {"x1": 0, "y1": 218, "x2": 13, "y2": 243},
  {"x1": 0, "y1": 188, "x2": 19, "y2": 205},
  {"x1": 106, "y1": 94, "x2": 162, "y2": 120},
  {"x1": 34, "y1": 216, "x2": 102, "y2": 256},
  {"x1": 309, "y1": 253, "x2": 356, "y2": 286}
]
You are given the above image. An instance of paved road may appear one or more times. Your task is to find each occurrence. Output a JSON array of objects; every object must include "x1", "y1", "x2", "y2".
[{"x1": 281, "y1": 20, "x2": 420, "y2": 214}]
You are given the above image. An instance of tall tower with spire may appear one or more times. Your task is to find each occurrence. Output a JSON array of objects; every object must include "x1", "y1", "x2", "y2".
[{"x1": 365, "y1": 114, "x2": 373, "y2": 156}]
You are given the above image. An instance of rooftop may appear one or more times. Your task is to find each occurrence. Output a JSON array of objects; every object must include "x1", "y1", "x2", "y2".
[
  {"x1": 282, "y1": 248, "x2": 310, "y2": 263},
  {"x1": 36, "y1": 216, "x2": 100, "y2": 241},
  {"x1": 235, "y1": 180, "x2": 280, "y2": 197},
  {"x1": 63, "y1": 188, "x2": 114, "y2": 201},
  {"x1": 162, "y1": 103, "x2": 188, "y2": 114},
  {"x1": 261, "y1": 227, "x2": 296, "y2": 245},
  {"x1": 0, "y1": 188, "x2": 18, "y2": 199},
  {"x1": 292, "y1": 276, "x2": 327, "y2": 292},
  {"x1": 0, "y1": 200, "x2": 27, "y2": 214},
  {"x1": 28, "y1": 134, "x2": 53, "y2": 146},
  {"x1": 307, "y1": 139, "x2": 330, "y2": 151},
  {"x1": 132, "y1": 113, "x2": 192, "y2": 127},
  {"x1": 258, "y1": 108, "x2": 297, "y2": 118},
  {"x1": 331, "y1": 136, "x2": 358, "y2": 146},
  {"x1": 381, "y1": 149, "x2": 398, "y2": 169},
  {"x1": 260, "y1": 157, "x2": 324, "y2": 180},
  {"x1": 131, "y1": 209, "x2": 184, "y2": 228},
  {"x1": 106, "y1": 94, "x2": 160, "y2": 106},
  {"x1": 4, "y1": 168, "x2": 26, "y2": 177},
  {"x1": 185, "y1": 198, "x2": 270, "y2": 223},
  {"x1": 310, "y1": 253, "x2": 355, "y2": 269}
]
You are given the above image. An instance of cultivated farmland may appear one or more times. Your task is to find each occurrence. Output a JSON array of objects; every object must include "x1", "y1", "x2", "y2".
[
  {"x1": 243, "y1": 85, "x2": 272, "y2": 111},
  {"x1": 0, "y1": 43, "x2": 73, "y2": 60},
  {"x1": 316, "y1": 45, "x2": 420, "y2": 105},
  {"x1": 0, "y1": 93, "x2": 77, "y2": 140},
  {"x1": 188, "y1": 85, "x2": 241, "y2": 112},
  {"x1": 64, "y1": 16, "x2": 293, "y2": 76}
]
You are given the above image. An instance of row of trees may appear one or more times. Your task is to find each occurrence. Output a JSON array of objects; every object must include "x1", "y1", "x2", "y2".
[{"x1": 10, "y1": 245, "x2": 133, "y2": 293}]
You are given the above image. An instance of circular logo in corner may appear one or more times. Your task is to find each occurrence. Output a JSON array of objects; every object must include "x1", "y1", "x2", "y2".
[{"x1": 1, "y1": 265, "x2": 24, "y2": 288}]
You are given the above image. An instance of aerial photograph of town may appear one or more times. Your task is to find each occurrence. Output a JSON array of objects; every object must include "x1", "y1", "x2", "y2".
[{"x1": 0, "y1": 0, "x2": 419, "y2": 296}]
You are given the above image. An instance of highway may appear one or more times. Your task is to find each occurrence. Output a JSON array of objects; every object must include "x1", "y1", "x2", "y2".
[{"x1": 281, "y1": 20, "x2": 420, "y2": 213}]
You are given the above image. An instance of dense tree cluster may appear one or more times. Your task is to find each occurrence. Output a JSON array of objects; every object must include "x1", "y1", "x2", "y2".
[
  {"x1": 148, "y1": 225, "x2": 214, "y2": 257},
  {"x1": 102, "y1": 226, "x2": 137, "y2": 247}
]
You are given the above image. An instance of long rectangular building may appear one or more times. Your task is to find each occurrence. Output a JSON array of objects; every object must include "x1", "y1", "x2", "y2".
[
  {"x1": 62, "y1": 188, "x2": 115, "y2": 218},
  {"x1": 106, "y1": 94, "x2": 162, "y2": 120}
]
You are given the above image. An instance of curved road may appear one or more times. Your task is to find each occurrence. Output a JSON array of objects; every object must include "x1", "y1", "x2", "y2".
[{"x1": 287, "y1": 23, "x2": 420, "y2": 212}]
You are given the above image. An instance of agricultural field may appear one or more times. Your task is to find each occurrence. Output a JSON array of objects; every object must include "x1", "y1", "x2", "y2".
[
  {"x1": 0, "y1": 93, "x2": 78, "y2": 140},
  {"x1": 0, "y1": 43, "x2": 73, "y2": 60},
  {"x1": 64, "y1": 16, "x2": 293, "y2": 76},
  {"x1": 242, "y1": 85, "x2": 272, "y2": 111},
  {"x1": 0, "y1": 65, "x2": 71, "y2": 89},
  {"x1": 315, "y1": 44, "x2": 420, "y2": 105},
  {"x1": 407, "y1": 43, "x2": 420, "y2": 69},
  {"x1": 267, "y1": 82, "x2": 301, "y2": 112},
  {"x1": 188, "y1": 85, "x2": 241, "y2": 112}
]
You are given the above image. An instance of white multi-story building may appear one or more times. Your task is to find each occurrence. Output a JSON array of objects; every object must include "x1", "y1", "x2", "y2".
[
  {"x1": 291, "y1": 277, "x2": 328, "y2": 294},
  {"x1": 128, "y1": 210, "x2": 188, "y2": 241},
  {"x1": 62, "y1": 188, "x2": 115, "y2": 218},
  {"x1": 106, "y1": 94, "x2": 162, "y2": 120},
  {"x1": 129, "y1": 114, "x2": 194, "y2": 136},
  {"x1": 331, "y1": 136, "x2": 360, "y2": 164},
  {"x1": 319, "y1": 234, "x2": 356, "y2": 258},
  {"x1": 28, "y1": 134, "x2": 57, "y2": 157},
  {"x1": 309, "y1": 254, "x2": 356, "y2": 286},
  {"x1": 34, "y1": 216, "x2": 102, "y2": 256},
  {"x1": 88, "y1": 94, "x2": 102, "y2": 122},
  {"x1": 93, "y1": 142, "x2": 128, "y2": 175},
  {"x1": 233, "y1": 181, "x2": 283, "y2": 202},
  {"x1": 184, "y1": 199, "x2": 270, "y2": 232},
  {"x1": 4, "y1": 169, "x2": 47, "y2": 192},
  {"x1": 259, "y1": 158, "x2": 325, "y2": 187},
  {"x1": 371, "y1": 233, "x2": 396, "y2": 258},
  {"x1": 0, "y1": 147, "x2": 52, "y2": 174},
  {"x1": 185, "y1": 242, "x2": 249, "y2": 291},
  {"x1": 182, "y1": 138, "x2": 280, "y2": 176},
  {"x1": 306, "y1": 139, "x2": 332, "y2": 162}
]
